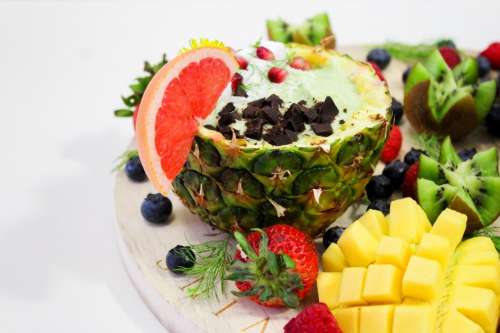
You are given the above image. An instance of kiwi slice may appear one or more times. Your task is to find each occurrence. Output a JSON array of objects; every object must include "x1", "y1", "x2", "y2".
[
  {"x1": 266, "y1": 18, "x2": 292, "y2": 43},
  {"x1": 417, "y1": 136, "x2": 500, "y2": 231}
]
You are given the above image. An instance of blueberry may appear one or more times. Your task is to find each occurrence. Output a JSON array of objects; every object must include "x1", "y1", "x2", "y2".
[
  {"x1": 458, "y1": 148, "x2": 477, "y2": 161},
  {"x1": 125, "y1": 156, "x2": 147, "y2": 182},
  {"x1": 402, "y1": 66, "x2": 412, "y2": 83},
  {"x1": 141, "y1": 193, "x2": 172, "y2": 224},
  {"x1": 486, "y1": 103, "x2": 500, "y2": 137},
  {"x1": 323, "y1": 226, "x2": 345, "y2": 249},
  {"x1": 166, "y1": 245, "x2": 195, "y2": 274},
  {"x1": 476, "y1": 56, "x2": 491, "y2": 78},
  {"x1": 365, "y1": 175, "x2": 393, "y2": 201},
  {"x1": 404, "y1": 147, "x2": 426, "y2": 165},
  {"x1": 391, "y1": 98, "x2": 404, "y2": 125},
  {"x1": 366, "y1": 48, "x2": 391, "y2": 70},
  {"x1": 383, "y1": 160, "x2": 409, "y2": 188},
  {"x1": 367, "y1": 199, "x2": 390, "y2": 215}
]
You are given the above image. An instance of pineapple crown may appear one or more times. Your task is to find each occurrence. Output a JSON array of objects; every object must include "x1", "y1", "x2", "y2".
[
  {"x1": 114, "y1": 54, "x2": 168, "y2": 117},
  {"x1": 226, "y1": 229, "x2": 304, "y2": 308}
]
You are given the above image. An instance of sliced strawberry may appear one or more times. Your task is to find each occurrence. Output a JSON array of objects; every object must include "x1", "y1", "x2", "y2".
[
  {"x1": 402, "y1": 162, "x2": 419, "y2": 198},
  {"x1": 380, "y1": 125, "x2": 402, "y2": 164}
]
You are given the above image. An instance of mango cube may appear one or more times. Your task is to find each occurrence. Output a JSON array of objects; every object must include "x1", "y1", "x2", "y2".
[
  {"x1": 416, "y1": 233, "x2": 452, "y2": 268},
  {"x1": 333, "y1": 307, "x2": 359, "y2": 333},
  {"x1": 338, "y1": 267, "x2": 367, "y2": 306},
  {"x1": 442, "y1": 310, "x2": 485, "y2": 333},
  {"x1": 338, "y1": 223, "x2": 378, "y2": 267},
  {"x1": 392, "y1": 305, "x2": 434, "y2": 333},
  {"x1": 358, "y1": 209, "x2": 388, "y2": 240},
  {"x1": 431, "y1": 208, "x2": 467, "y2": 249},
  {"x1": 389, "y1": 198, "x2": 427, "y2": 243},
  {"x1": 402, "y1": 256, "x2": 441, "y2": 301},
  {"x1": 451, "y1": 285, "x2": 499, "y2": 333},
  {"x1": 317, "y1": 272, "x2": 342, "y2": 309},
  {"x1": 455, "y1": 265, "x2": 500, "y2": 294},
  {"x1": 359, "y1": 305, "x2": 394, "y2": 333},
  {"x1": 375, "y1": 236, "x2": 411, "y2": 270},
  {"x1": 322, "y1": 243, "x2": 346, "y2": 272},
  {"x1": 363, "y1": 264, "x2": 402, "y2": 303}
]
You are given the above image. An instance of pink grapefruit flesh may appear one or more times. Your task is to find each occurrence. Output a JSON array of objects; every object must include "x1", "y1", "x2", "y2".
[{"x1": 135, "y1": 47, "x2": 238, "y2": 195}]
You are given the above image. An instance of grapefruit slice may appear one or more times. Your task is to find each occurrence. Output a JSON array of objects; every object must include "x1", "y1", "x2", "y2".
[{"x1": 135, "y1": 46, "x2": 238, "y2": 195}]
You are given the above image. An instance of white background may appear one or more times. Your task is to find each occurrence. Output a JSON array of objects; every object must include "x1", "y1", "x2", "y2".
[{"x1": 1, "y1": 1, "x2": 499, "y2": 332}]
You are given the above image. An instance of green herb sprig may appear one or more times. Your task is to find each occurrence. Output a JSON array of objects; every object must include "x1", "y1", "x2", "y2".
[
  {"x1": 113, "y1": 149, "x2": 139, "y2": 171},
  {"x1": 415, "y1": 133, "x2": 442, "y2": 160}
]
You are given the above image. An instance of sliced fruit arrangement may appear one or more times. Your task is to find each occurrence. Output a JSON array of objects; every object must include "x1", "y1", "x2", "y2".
[
  {"x1": 267, "y1": 13, "x2": 335, "y2": 49},
  {"x1": 404, "y1": 49, "x2": 497, "y2": 139},
  {"x1": 417, "y1": 136, "x2": 500, "y2": 232},
  {"x1": 284, "y1": 302, "x2": 342, "y2": 333},
  {"x1": 135, "y1": 40, "x2": 392, "y2": 236},
  {"x1": 319, "y1": 198, "x2": 500, "y2": 333}
]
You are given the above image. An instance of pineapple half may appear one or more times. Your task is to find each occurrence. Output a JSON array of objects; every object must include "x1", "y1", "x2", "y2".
[{"x1": 172, "y1": 42, "x2": 392, "y2": 236}]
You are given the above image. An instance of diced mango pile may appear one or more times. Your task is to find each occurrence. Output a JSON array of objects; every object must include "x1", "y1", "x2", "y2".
[{"x1": 318, "y1": 198, "x2": 500, "y2": 333}]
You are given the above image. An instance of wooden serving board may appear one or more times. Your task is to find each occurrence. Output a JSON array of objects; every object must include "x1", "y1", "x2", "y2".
[{"x1": 114, "y1": 46, "x2": 500, "y2": 333}]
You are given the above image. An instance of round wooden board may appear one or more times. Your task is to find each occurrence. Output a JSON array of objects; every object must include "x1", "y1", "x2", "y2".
[{"x1": 114, "y1": 45, "x2": 500, "y2": 333}]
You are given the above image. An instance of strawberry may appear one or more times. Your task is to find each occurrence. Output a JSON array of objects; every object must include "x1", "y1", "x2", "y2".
[
  {"x1": 381, "y1": 125, "x2": 402, "y2": 164},
  {"x1": 268, "y1": 67, "x2": 288, "y2": 83},
  {"x1": 402, "y1": 162, "x2": 419, "y2": 198},
  {"x1": 236, "y1": 55, "x2": 248, "y2": 70},
  {"x1": 231, "y1": 73, "x2": 243, "y2": 94},
  {"x1": 289, "y1": 56, "x2": 311, "y2": 70},
  {"x1": 480, "y1": 42, "x2": 500, "y2": 70},
  {"x1": 369, "y1": 61, "x2": 386, "y2": 82},
  {"x1": 439, "y1": 47, "x2": 461, "y2": 68},
  {"x1": 284, "y1": 303, "x2": 343, "y2": 333},
  {"x1": 229, "y1": 224, "x2": 319, "y2": 308}
]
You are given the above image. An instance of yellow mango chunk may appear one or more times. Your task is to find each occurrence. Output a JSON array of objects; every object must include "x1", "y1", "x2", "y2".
[
  {"x1": 415, "y1": 202, "x2": 432, "y2": 233},
  {"x1": 431, "y1": 208, "x2": 467, "y2": 249},
  {"x1": 457, "y1": 236, "x2": 497, "y2": 254},
  {"x1": 358, "y1": 209, "x2": 388, "y2": 240},
  {"x1": 389, "y1": 198, "x2": 426, "y2": 243},
  {"x1": 402, "y1": 256, "x2": 441, "y2": 301},
  {"x1": 392, "y1": 305, "x2": 434, "y2": 333},
  {"x1": 416, "y1": 233, "x2": 452, "y2": 268},
  {"x1": 375, "y1": 236, "x2": 411, "y2": 270},
  {"x1": 333, "y1": 307, "x2": 359, "y2": 333},
  {"x1": 451, "y1": 285, "x2": 499, "y2": 333},
  {"x1": 359, "y1": 305, "x2": 394, "y2": 333},
  {"x1": 317, "y1": 272, "x2": 342, "y2": 309},
  {"x1": 322, "y1": 243, "x2": 346, "y2": 272},
  {"x1": 442, "y1": 309, "x2": 485, "y2": 333},
  {"x1": 338, "y1": 267, "x2": 367, "y2": 306},
  {"x1": 338, "y1": 223, "x2": 378, "y2": 267},
  {"x1": 458, "y1": 250, "x2": 499, "y2": 266},
  {"x1": 455, "y1": 265, "x2": 500, "y2": 294},
  {"x1": 363, "y1": 264, "x2": 402, "y2": 303}
]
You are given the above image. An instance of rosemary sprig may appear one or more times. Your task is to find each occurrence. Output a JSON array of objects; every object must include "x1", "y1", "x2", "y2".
[
  {"x1": 473, "y1": 225, "x2": 500, "y2": 253},
  {"x1": 179, "y1": 238, "x2": 233, "y2": 300},
  {"x1": 113, "y1": 149, "x2": 138, "y2": 171},
  {"x1": 376, "y1": 39, "x2": 457, "y2": 63}
]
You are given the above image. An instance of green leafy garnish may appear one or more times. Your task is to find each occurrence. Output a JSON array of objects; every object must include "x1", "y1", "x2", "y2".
[
  {"x1": 376, "y1": 39, "x2": 456, "y2": 63},
  {"x1": 179, "y1": 238, "x2": 233, "y2": 300},
  {"x1": 114, "y1": 54, "x2": 168, "y2": 117},
  {"x1": 473, "y1": 225, "x2": 500, "y2": 253},
  {"x1": 113, "y1": 149, "x2": 139, "y2": 171},
  {"x1": 415, "y1": 133, "x2": 442, "y2": 160}
]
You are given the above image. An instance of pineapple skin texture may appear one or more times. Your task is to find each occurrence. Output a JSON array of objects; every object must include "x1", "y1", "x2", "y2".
[{"x1": 172, "y1": 123, "x2": 388, "y2": 236}]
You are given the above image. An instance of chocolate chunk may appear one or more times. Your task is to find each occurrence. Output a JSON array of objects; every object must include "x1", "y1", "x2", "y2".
[
  {"x1": 266, "y1": 94, "x2": 284, "y2": 108},
  {"x1": 244, "y1": 118, "x2": 265, "y2": 140},
  {"x1": 263, "y1": 129, "x2": 297, "y2": 146},
  {"x1": 284, "y1": 104, "x2": 306, "y2": 132},
  {"x1": 263, "y1": 105, "x2": 282, "y2": 125},
  {"x1": 242, "y1": 105, "x2": 261, "y2": 119},
  {"x1": 248, "y1": 98, "x2": 266, "y2": 108},
  {"x1": 204, "y1": 124, "x2": 217, "y2": 131},
  {"x1": 218, "y1": 112, "x2": 238, "y2": 127},
  {"x1": 318, "y1": 96, "x2": 339, "y2": 123},
  {"x1": 234, "y1": 86, "x2": 248, "y2": 97},
  {"x1": 217, "y1": 126, "x2": 240, "y2": 140},
  {"x1": 311, "y1": 123, "x2": 333, "y2": 136},
  {"x1": 219, "y1": 103, "x2": 235, "y2": 115}
]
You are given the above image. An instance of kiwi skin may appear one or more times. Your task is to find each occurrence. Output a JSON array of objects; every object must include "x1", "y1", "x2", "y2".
[{"x1": 404, "y1": 81, "x2": 479, "y2": 140}]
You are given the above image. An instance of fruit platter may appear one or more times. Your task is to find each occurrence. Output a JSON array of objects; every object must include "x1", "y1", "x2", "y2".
[{"x1": 113, "y1": 13, "x2": 500, "y2": 333}]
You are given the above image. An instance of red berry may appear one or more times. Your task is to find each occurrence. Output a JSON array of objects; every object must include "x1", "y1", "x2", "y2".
[
  {"x1": 256, "y1": 46, "x2": 275, "y2": 61},
  {"x1": 402, "y1": 162, "x2": 419, "y2": 198},
  {"x1": 268, "y1": 67, "x2": 288, "y2": 83},
  {"x1": 133, "y1": 105, "x2": 139, "y2": 130},
  {"x1": 381, "y1": 125, "x2": 402, "y2": 164},
  {"x1": 369, "y1": 61, "x2": 386, "y2": 82},
  {"x1": 480, "y1": 42, "x2": 500, "y2": 70},
  {"x1": 284, "y1": 303, "x2": 342, "y2": 333},
  {"x1": 236, "y1": 55, "x2": 248, "y2": 70},
  {"x1": 289, "y1": 56, "x2": 311, "y2": 70},
  {"x1": 231, "y1": 73, "x2": 243, "y2": 93},
  {"x1": 439, "y1": 47, "x2": 461, "y2": 68}
]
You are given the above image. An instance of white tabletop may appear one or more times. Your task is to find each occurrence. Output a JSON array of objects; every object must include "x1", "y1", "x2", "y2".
[{"x1": 1, "y1": 1, "x2": 499, "y2": 332}]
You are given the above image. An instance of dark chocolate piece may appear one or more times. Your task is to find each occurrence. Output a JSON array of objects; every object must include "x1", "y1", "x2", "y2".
[
  {"x1": 263, "y1": 105, "x2": 282, "y2": 125},
  {"x1": 219, "y1": 103, "x2": 235, "y2": 115},
  {"x1": 318, "y1": 96, "x2": 339, "y2": 123},
  {"x1": 242, "y1": 105, "x2": 261, "y2": 119},
  {"x1": 245, "y1": 118, "x2": 265, "y2": 140},
  {"x1": 234, "y1": 86, "x2": 248, "y2": 97},
  {"x1": 311, "y1": 122, "x2": 333, "y2": 136}
]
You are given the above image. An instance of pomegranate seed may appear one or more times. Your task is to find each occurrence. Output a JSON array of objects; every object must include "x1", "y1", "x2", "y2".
[
  {"x1": 289, "y1": 56, "x2": 311, "y2": 70},
  {"x1": 369, "y1": 62, "x2": 386, "y2": 82},
  {"x1": 256, "y1": 46, "x2": 275, "y2": 61},
  {"x1": 231, "y1": 73, "x2": 243, "y2": 93},
  {"x1": 236, "y1": 56, "x2": 248, "y2": 70},
  {"x1": 268, "y1": 67, "x2": 288, "y2": 83}
]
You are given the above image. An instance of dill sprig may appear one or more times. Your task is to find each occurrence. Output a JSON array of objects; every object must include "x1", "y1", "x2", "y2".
[
  {"x1": 473, "y1": 225, "x2": 500, "y2": 253},
  {"x1": 113, "y1": 149, "x2": 138, "y2": 171},
  {"x1": 415, "y1": 133, "x2": 442, "y2": 160},
  {"x1": 180, "y1": 238, "x2": 233, "y2": 300}
]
